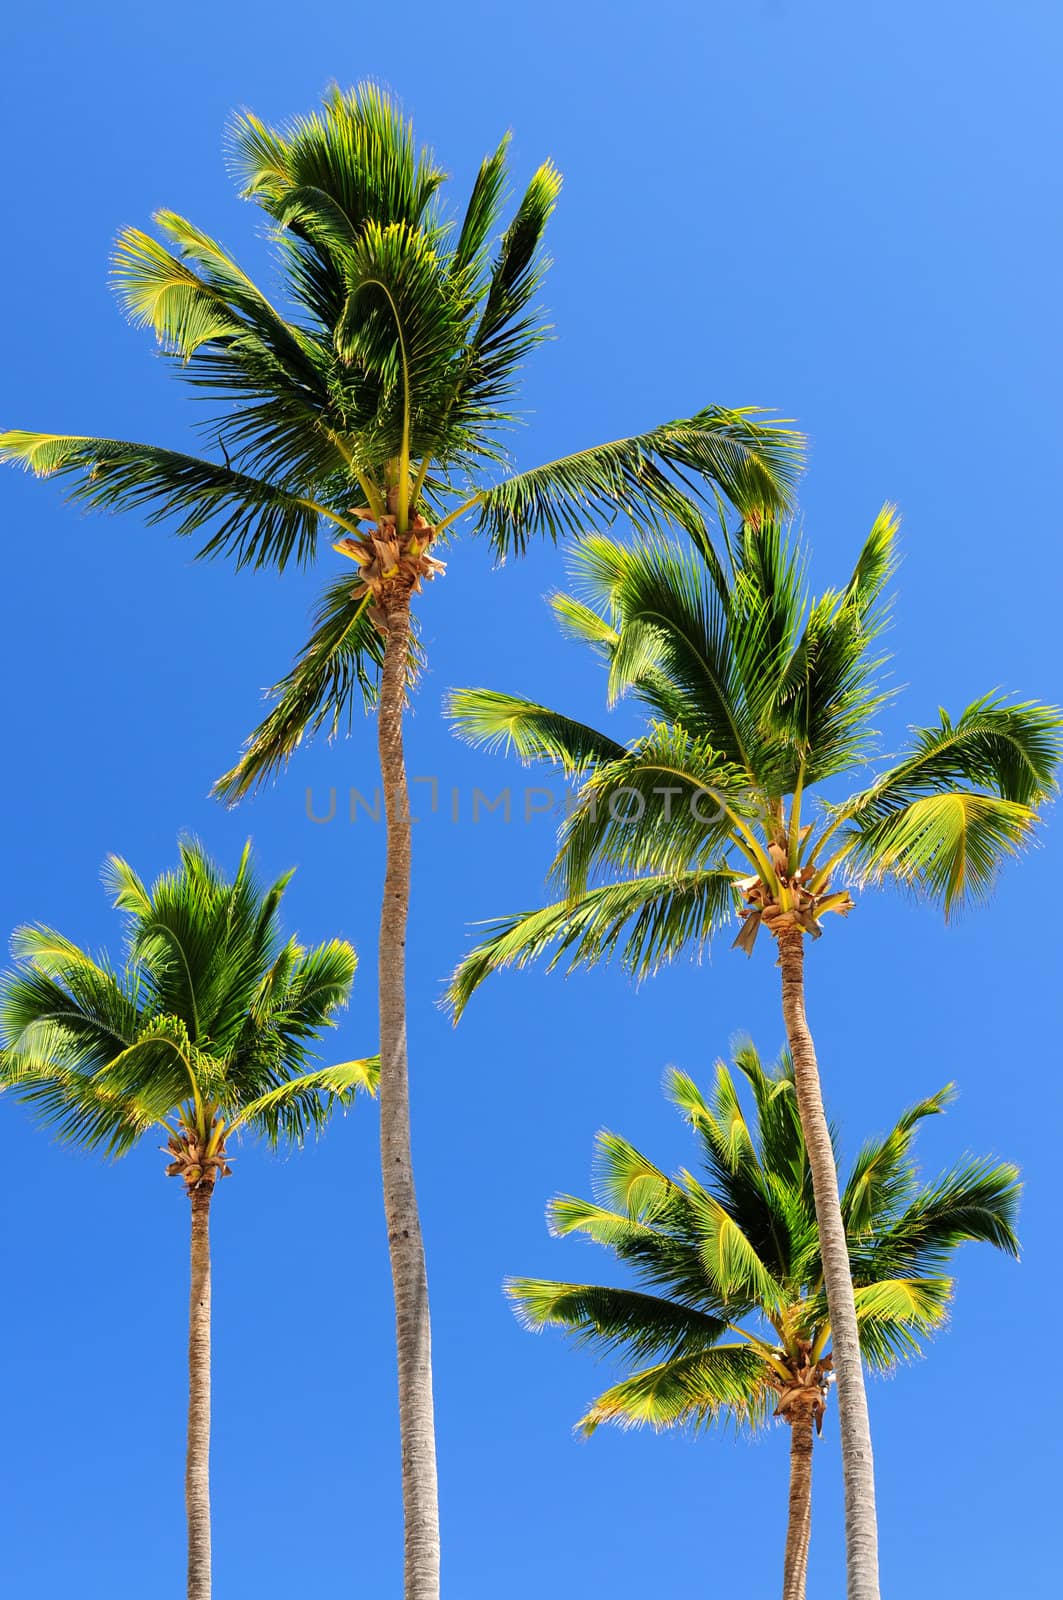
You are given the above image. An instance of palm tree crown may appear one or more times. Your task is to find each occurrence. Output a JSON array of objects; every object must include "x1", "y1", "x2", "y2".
[
  {"x1": 512, "y1": 1044, "x2": 1019, "y2": 1433},
  {"x1": 447, "y1": 510, "x2": 1062, "y2": 1006},
  {"x1": 0, "y1": 83, "x2": 801, "y2": 794},
  {"x1": 0, "y1": 838, "x2": 376, "y2": 1177}
]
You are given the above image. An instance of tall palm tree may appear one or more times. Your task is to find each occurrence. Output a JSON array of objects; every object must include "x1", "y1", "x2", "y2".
[
  {"x1": 0, "y1": 85, "x2": 801, "y2": 1599},
  {"x1": 0, "y1": 839, "x2": 376, "y2": 1600},
  {"x1": 446, "y1": 509, "x2": 1061, "y2": 1599},
  {"x1": 510, "y1": 1045, "x2": 1019, "y2": 1600}
]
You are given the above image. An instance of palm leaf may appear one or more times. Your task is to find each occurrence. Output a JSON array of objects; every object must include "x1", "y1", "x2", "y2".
[
  {"x1": 576, "y1": 1345, "x2": 768, "y2": 1435},
  {"x1": 446, "y1": 687, "x2": 626, "y2": 774},
  {"x1": 507, "y1": 1278, "x2": 730, "y2": 1361},
  {"x1": 0, "y1": 432, "x2": 329, "y2": 570},
  {"x1": 472, "y1": 407, "x2": 803, "y2": 557},
  {"x1": 445, "y1": 869, "x2": 740, "y2": 1018},
  {"x1": 214, "y1": 573, "x2": 390, "y2": 801}
]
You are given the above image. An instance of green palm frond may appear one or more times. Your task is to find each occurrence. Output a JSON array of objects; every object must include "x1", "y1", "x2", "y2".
[
  {"x1": 473, "y1": 407, "x2": 802, "y2": 557},
  {"x1": 853, "y1": 1157, "x2": 1021, "y2": 1281},
  {"x1": 446, "y1": 688, "x2": 627, "y2": 775},
  {"x1": 0, "y1": 1058, "x2": 159, "y2": 1156},
  {"x1": 843, "y1": 1085, "x2": 954, "y2": 1236},
  {"x1": 0, "y1": 432, "x2": 330, "y2": 571},
  {"x1": 591, "y1": 1131, "x2": 684, "y2": 1224},
  {"x1": 335, "y1": 219, "x2": 469, "y2": 472},
  {"x1": 450, "y1": 136, "x2": 511, "y2": 278},
  {"x1": 681, "y1": 1173, "x2": 787, "y2": 1315},
  {"x1": 847, "y1": 696, "x2": 1062, "y2": 815},
  {"x1": 851, "y1": 1277, "x2": 953, "y2": 1370},
  {"x1": 554, "y1": 725, "x2": 757, "y2": 895},
  {"x1": 507, "y1": 1279, "x2": 729, "y2": 1361},
  {"x1": 848, "y1": 792, "x2": 1041, "y2": 915},
  {"x1": 231, "y1": 1055, "x2": 379, "y2": 1144},
  {"x1": 229, "y1": 83, "x2": 446, "y2": 234},
  {"x1": 214, "y1": 573, "x2": 393, "y2": 802},
  {"x1": 836, "y1": 697, "x2": 1063, "y2": 912},
  {"x1": 446, "y1": 868, "x2": 740, "y2": 1019},
  {"x1": 577, "y1": 1345, "x2": 769, "y2": 1435}
]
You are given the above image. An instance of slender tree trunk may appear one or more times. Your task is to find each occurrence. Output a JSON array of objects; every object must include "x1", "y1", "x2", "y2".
[
  {"x1": 782, "y1": 1409, "x2": 814, "y2": 1600},
  {"x1": 776, "y1": 927, "x2": 880, "y2": 1600},
  {"x1": 377, "y1": 594, "x2": 441, "y2": 1600},
  {"x1": 186, "y1": 1183, "x2": 213, "y2": 1600}
]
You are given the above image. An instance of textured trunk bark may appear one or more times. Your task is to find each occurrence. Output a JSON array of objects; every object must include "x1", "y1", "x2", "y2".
[
  {"x1": 186, "y1": 1184, "x2": 213, "y2": 1600},
  {"x1": 782, "y1": 1409, "x2": 814, "y2": 1600},
  {"x1": 377, "y1": 595, "x2": 440, "y2": 1600},
  {"x1": 776, "y1": 928, "x2": 880, "y2": 1600}
]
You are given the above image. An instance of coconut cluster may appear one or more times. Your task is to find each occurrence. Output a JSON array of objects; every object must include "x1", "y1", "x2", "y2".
[
  {"x1": 164, "y1": 1129, "x2": 232, "y2": 1193},
  {"x1": 334, "y1": 500, "x2": 446, "y2": 634},
  {"x1": 733, "y1": 840, "x2": 854, "y2": 956},
  {"x1": 771, "y1": 1341, "x2": 834, "y2": 1435}
]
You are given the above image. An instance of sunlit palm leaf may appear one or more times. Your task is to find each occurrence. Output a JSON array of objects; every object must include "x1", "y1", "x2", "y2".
[
  {"x1": 446, "y1": 869, "x2": 740, "y2": 1018},
  {"x1": 446, "y1": 687, "x2": 626, "y2": 774},
  {"x1": 0, "y1": 432, "x2": 328, "y2": 570}
]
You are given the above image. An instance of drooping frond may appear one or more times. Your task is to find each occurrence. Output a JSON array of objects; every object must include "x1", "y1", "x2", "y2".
[
  {"x1": 507, "y1": 1279, "x2": 729, "y2": 1361},
  {"x1": 214, "y1": 572, "x2": 391, "y2": 801},
  {"x1": 446, "y1": 869, "x2": 740, "y2": 1018},
  {"x1": 837, "y1": 696, "x2": 1063, "y2": 913},
  {"x1": 851, "y1": 1277, "x2": 953, "y2": 1370},
  {"x1": 446, "y1": 687, "x2": 626, "y2": 775},
  {"x1": 231, "y1": 1055, "x2": 379, "y2": 1145},
  {"x1": 472, "y1": 407, "x2": 803, "y2": 557},
  {"x1": 576, "y1": 1345, "x2": 769, "y2": 1435},
  {"x1": 0, "y1": 1058, "x2": 159, "y2": 1157},
  {"x1": 848, "y1": 792, "x2": 1041, "y2": 916},
  {"x1": 851, "y1": 1157, "x2": 1021, "y2": 1282},
  {"x1": 0, "y1": 432, "x2": 330, "y2": 571},
  {"x1": 554, "y1": 725, "x2": 758, "y2": 896}
]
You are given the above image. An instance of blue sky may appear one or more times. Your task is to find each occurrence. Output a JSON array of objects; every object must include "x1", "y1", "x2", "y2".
[{"x1": 2, "y1": 2, "x2": 1061, "y2": 1595}]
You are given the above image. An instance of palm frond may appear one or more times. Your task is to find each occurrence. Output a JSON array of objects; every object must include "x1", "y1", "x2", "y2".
[
  {"x1": 472, "y1": 408, "x2": 803, "y2": 557},
  {"x1": 842, "y1": 696, "x2": 1063, "y2": 820},
  {"x1": 445, "y1": 687, "x2": 625, "y2": 775},
  {"x1": 232, "y1": 1055, "x2": 379, "y2": 1144},
  {"x1": 851, "y1": 1277, "x2": 953, "y2": 1369},
  {"x1": 445, "y1": 869, "x2": 739, "y2": 1018},
  {"x1": 577, "y1": 1345, "x2": 768, "y2": 1435},
  {"x1": 848, "y1": 791, "x2": 1041, "y2": 915},
  {"x1": 214, "y1": 572, "x2": 390, "y2": 802},
  {"x1": 843, "y1": 1085, "x2": 954, "y2": 1236},
  {"x1": 507, "y1": 1279, "x2": 729, "y2": 1361},
  {"x1": 553, "y1": 725, "x2": 754, "y2": 896},
  {"x1": 0, "y1": 432, "x2": 327, "y2": 570}
]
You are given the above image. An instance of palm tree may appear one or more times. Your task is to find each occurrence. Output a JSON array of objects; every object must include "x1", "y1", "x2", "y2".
[
  {"x1": 446, "y1": 509, "x2": 1061, "y2": 1599},
  {"x1": 0, "y1": 839, "x2": 376, "y2": 1600},
  {"x1": 510, "y1": 1045, "x2": 1019, "y2": 1600},
  {"x1": 0, "y1": 84, "x2": 801, "y2": 1600}
]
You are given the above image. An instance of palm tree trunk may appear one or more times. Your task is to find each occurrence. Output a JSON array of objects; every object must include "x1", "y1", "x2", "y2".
[
  {"x1": 776, "y1": 927, "x2": 879, "y2": 1600},
  {"x1": 377, "y1": 593, "x2": 441, "y2": 1600},
  {"x1": 186, "y1": 1183, "x2": 213, "y2": 1600},
  {"x1": 782, "y1": 1409, "x2": 814, "y2": 1600}
]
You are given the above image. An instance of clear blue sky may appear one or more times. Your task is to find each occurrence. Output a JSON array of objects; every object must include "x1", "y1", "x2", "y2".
[{"x1": 2, "y1": 3, "x2": 1060, "y2": 1595}]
